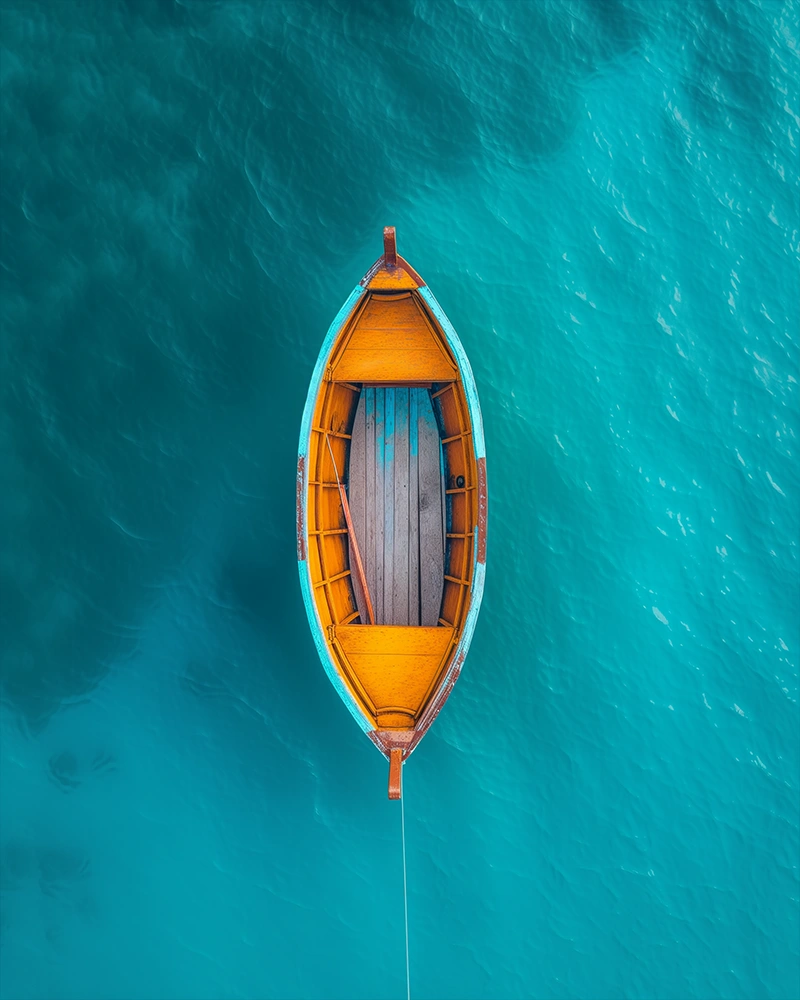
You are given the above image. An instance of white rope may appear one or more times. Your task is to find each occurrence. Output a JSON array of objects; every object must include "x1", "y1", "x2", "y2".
[{"x1": 401, "y1": 790, "x2": 410, "y2": 1000}]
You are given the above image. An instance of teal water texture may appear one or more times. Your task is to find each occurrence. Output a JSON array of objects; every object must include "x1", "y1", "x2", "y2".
[{"x1": 1, "y1": 1, "x2": 798, "y2": 998}]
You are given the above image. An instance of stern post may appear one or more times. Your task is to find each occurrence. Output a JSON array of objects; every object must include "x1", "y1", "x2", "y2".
[{"x1": 388, "y1": 748, "x2": 403, "y2": 800}]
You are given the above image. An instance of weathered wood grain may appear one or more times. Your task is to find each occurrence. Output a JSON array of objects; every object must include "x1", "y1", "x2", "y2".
[
  {"x1": 418, "y1": 390, "x2": 445, "y2": 626},
  {"x1": 383, "y1": 387, "x2": 395, "y2": 624},
  {"x1": 374, "y1": 387, "x2": 385, "y2": 624},
  {"x1": 346, "y1": 384, "x2": 444, "y2": 627},
  {"x1": 392, "y1": 387, "x2": 410, "y2": 624},
  {"x1": 408, "y1": 388, "x2": 420, "y2": 624},
  {"x1": 365, "y1": 387, "x2": 377, "y2": 622}
]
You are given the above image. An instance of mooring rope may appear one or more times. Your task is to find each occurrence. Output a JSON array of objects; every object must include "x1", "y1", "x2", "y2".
[{"x1": 401, "y1": 790, "x2": 410, "y2": 1000}]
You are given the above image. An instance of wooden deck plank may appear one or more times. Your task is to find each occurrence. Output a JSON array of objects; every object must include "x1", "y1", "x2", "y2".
[
  {"x1": 441, "y1": 424, "x2": 448, "y2": 561},
  {"x1": 364, "y1": 388, "x2": 377, "y2": 624},
  {"x1": 418, "y1": 390, "x2": 445, "y2": 626},
  {"x1": 383, "y1": 387, "x2": 395, "y2": 625},
  {"x1": 392, "y1": 387, "x2": 410, "y2": 624},
  {"x1": 374, "y1": 387, "x2": 385, "y2": 624},
  {"x1": 408, "y1": 389, "x2": 420, "y2": 625}
]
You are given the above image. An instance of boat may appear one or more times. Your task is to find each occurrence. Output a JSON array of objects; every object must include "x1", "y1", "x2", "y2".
[{"x1": 297, "y1": 228, "x2": 487, "y2": 799}]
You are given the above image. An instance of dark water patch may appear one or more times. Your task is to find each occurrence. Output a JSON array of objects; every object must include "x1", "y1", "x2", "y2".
[
  {"x1": 38, "y1": 848, "x2": 91, "y2": 897},
  {"x1": 47, "y1": 748, "x2": 117, "y2": 792},
  {"x1": 585, "y1": 0, "x2": 654, "y2": 58},
  {"x1": 677, "y1": 0, "x2": 782, "y2": 146},
  {"x1": 48, "y1": 751, "x2": 81, "y2": 792},
  {"x1": 1, "y1": 839, "x2": 91, "y2": 899},
  {"x1": 216, "y1": 540, "x2": 299, "y2": 638},
  {"x1": 0, "y1": 841, "x2": 34, "y2": 892}
]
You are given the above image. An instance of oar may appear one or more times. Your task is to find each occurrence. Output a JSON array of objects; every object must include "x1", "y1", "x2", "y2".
[{"x1": 326, "y1": 434, "x2": 375, "y2": 625}]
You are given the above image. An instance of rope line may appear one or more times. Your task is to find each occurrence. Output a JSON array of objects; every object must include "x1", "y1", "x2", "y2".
[{"x1": 401, "y1": 791, "x2": 410, "y2": 1000}]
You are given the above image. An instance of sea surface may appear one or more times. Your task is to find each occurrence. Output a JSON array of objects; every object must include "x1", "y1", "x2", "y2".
[{"x1": 1, "y1": 1, "x2": 798, "y2": 998}]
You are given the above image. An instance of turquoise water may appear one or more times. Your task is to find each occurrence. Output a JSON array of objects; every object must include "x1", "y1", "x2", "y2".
[{"x1": 1, "y1": 1, "x2": 798, "y2": 998}]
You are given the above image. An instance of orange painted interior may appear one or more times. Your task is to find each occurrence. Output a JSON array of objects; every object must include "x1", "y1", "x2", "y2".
[
  {"x1": 306, "y1": 277, "x2": 479, "y2": 731},
  {"x1": 329, "y1": 291, "x2": 458, "y2": 384}
]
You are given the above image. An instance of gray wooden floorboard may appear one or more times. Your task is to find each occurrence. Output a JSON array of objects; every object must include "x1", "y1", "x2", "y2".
[
  {"x1": 347, "y1": 385, "x2": 444, "y2": 626},
  {"x1": 364, "y1": 387, "x2": 376, "y2": 623},
  {"x1": 392, "y1": 387, "x2": 410, "y2": 623},
  {"x1": 417, "y1": 391, "x2": 445, "y2": 626},
  {"x1": 383, "y1": 387, "x2": 395, "y2": 624},
  {"x1": 374, "y1": 387, "x2": 385, "y2": 624},
  {"x1": 408, "y1": 389, "x2": 420, "y2": 624}
]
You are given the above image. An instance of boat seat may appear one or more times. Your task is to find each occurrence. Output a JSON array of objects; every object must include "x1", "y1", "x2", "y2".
[
  {"x1": 333, "y1": 624, "x2": 455, "y2": 728},
  {"x1": 330, "y1": 292, "x2": 458, "y2": 383}
]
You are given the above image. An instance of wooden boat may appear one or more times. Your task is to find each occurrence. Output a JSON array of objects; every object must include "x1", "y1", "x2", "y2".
[{"x1": 297, "y1": 228, "x2": 487, "y2": 799}]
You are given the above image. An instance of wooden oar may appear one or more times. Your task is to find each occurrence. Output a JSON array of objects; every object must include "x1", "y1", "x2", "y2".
[{"x1": 326, "y1": 434, "x2": 375, "y2": 625}]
